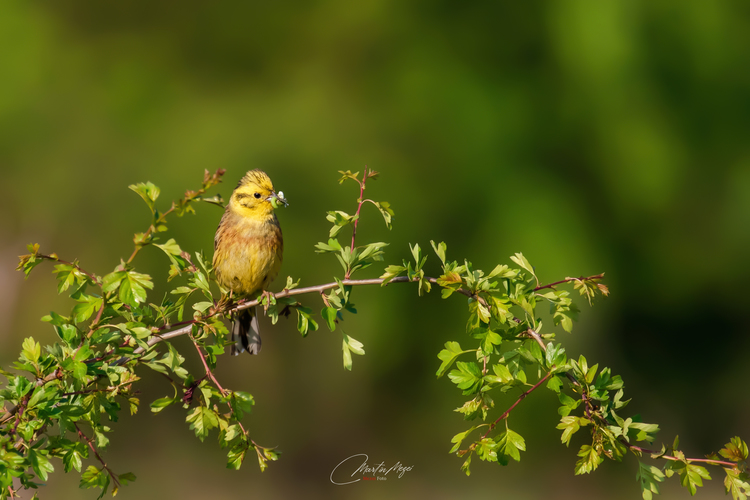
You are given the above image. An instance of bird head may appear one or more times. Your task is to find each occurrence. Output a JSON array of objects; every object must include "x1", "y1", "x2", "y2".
[{"x1": 229, "y1": 169, "x2": 288, "y2": 218}]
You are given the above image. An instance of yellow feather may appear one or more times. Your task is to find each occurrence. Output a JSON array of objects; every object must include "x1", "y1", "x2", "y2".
[{"x1": 213, "y1": 169, "x2": 284, "y2": 354}]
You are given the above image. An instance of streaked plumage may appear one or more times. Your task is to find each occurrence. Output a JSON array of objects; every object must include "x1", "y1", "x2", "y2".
[{"x1": 213, "y1": 169, "x2": 286, "y2": 355}]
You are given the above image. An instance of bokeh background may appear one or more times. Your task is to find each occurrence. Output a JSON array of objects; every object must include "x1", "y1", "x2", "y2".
[{"x1": 2, "y1": 1, "x2": 749, "y2": 498}]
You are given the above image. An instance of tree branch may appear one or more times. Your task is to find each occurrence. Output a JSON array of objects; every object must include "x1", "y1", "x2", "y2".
[
  {"x1": 481, "y1": 371, "x2": 552, "y2": 439},
  {"x1": 625, "y1": 443, "x2": 738, "y2": 468},
  {"x1": 0, "y1": 369, "x2": 62, "y2": 425},
  {"x1": 533, "y1": 273, "x2": 605, "y2": 292},
  {"x1": 348, "y1": 167, "x2": 369, "y2": 260},
  {"x1": 38, "y1": 254, "x2": 101, "y2": 285},
  {"x1": 74, "y1": 423, "x2": 119, "y2": 488},
  {"x1": 133, "y1": 276, "x2": 441, "y2": 353},
  {"x1": 188, "y1": 334, "x2": 226, "y2": 396},
  {"x1": 131, "y1": 273, "x2": 603, "y2": 356}
]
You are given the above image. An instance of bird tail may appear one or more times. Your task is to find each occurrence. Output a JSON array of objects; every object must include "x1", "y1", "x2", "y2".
[{"x1": 231, "y1": 307, "x2": 261, "y2": 355}]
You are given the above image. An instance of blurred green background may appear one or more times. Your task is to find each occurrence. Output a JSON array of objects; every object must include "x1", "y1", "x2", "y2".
[{"x1": 1, "y1": 0, "x2": 749, "y2": 498}]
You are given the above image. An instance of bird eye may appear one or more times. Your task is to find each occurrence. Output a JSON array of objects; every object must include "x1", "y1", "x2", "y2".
[{"x1": 254, "y1": 192, "x2": 261, "y2": 199}]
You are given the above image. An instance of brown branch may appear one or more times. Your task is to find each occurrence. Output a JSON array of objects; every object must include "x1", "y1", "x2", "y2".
[
  {"x1": 188, "y1": 333, "x2": 226, "y2": 396},
  {"x1": 38, "y1": 254, "x2": 101, "y2": 285},
  {"x1": 126, "y1": 205, "x2": 176, "y2": 264},
  {"x1": 126, "y1": 169, "x2": 225, "y2": 265},
  {"x1": 482, "y1": 371, "x2": 553, "y2": 439},
  {"x1": 132, "y1": 276, "x2": 446, "y2": 354},
  {"x1": 74, "y1": 423, "x2": 119, "y2": 488},
  {"x1": 86, "y1": 302, "x2": 107, "y2": 340},
  {"x1": 533, "y1": 273, "x2": 605, "y2": 292},
  {"x1": 62, "y1": 380, "x2": 135, "y2": 397},
  {"x1": 126, "y1": 272, "x2": 523, "y2": 356},
  {"x1": 524, "y1": 328, "x2": 547, "y2": 352},
  {"x1": 626, "y1": 443, "x2": 737, "y2": 468}
]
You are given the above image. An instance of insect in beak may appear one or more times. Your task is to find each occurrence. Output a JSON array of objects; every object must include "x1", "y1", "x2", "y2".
[{"x1": 267, "y1": 191, "x2": 288, "y2": 209}]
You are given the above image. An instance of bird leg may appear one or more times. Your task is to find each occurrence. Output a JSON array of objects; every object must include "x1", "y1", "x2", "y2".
[{"x1": 259, "y1": 290, "x2": 276, "y2": 315}]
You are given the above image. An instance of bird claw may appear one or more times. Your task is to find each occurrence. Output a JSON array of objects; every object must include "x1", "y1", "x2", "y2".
[{"x1": 259, "y1": 290, "x2": 276, "y2": 314}]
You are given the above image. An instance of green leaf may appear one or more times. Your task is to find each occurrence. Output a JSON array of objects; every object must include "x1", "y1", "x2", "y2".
[
  {"x1": 557, "y1": 415, "x2": 590, "y2": 446},
  {"x1": 62, "y1": 357, "x2": 88, "y2": 381},
  {"x1": 283, "y1": 276, "x2": 300, "y2": 290},
  {"x1": 119, "y1": 271, "x2": 153, "y2": 306},
  {"x1": 28, "y1": 449, "x2": 54, "y2": 482},
  {"x1": 487, "y1": 264, "x2": 517, "y2": 279},
  {"x1": 496, "y1": 429, "x2": 526, "y2": 463},
  {"x1": 720, "y1": 437, "x2": 749, "y2": 462},
  {"x1": 430, "y1": 240, "x2": 447, "y2": 265},
  {"x1": 449, "y1": 426, "x2": 477, "y2": 454},
  {"x1": 637, "y1": 461, "x2": 665, "y2": 500},
  {"x1": 62, "y1": 447, "x2": 84, "y2": 473},
  {"x1": 102, "y1": 271, "x2": 126, "y2": 293},
  {"x1": 129, "y1": 181, "x2": 161, "y2": 213},
  {"x1": 296, "y1": 306, "x2": 318, "y2": 337},
  {"x1": 54, "y1": 263, "x2": 88, "y2": 294},
  {"x1": 375, "y1": 201, "x2": 394, "y2": 230},
  {"x1": 321, "y1": 307, "x2": 337, "y2": 331},
  {"x1": 337, "y1": 169, "x2": 360, "y2": 184},
  {"x1": 231, "y1": 391, "x2": 255, "y2": 418},
  {"x1": 326, "y1": 210, "x2": 357, "y2": 237},
  {"x1": 17, "y1": 243, "x2": 44, "y2": 277},
  {"x1": 72, "y1": 294, "x2": 103, "y2": 324},
  {"x1": 670, "y1": 461, "x2": 711, "y2": 496},
  {"x1": 53, "y1": 323, "x2": 80, "y2": 347},
  {"x1": 575, "y1": 444, "x2": 603, "y2": 475},
  {"x1": 409, "y1": 243, "x2": 426, "y2": 270},
  {"x1": 493, "y1": 362, "x2": 514, "y2": 383},
  {"x1": 628, "y1": 422, "x2": 660, "y2": 444},
  {"x1": 314, "y1": 238, "x2": 342, "y2": 253},
  {"x1": 21, "y1": 337, "x2": 41, "y2": 363},
  {"x1": 380, "y1": 264, "x2": 406, "y2": 286},
  {"x1": 476, "y1": 437, "x2": 499, "y2": 462},
  {"x1": 342, "y1": 334, "x2": 365, "y2": 371},
  {"x1": 448, "y1": 361, "x2": 482, "y2": 394},
  {"x1": 461, "y1": 454, "x2": 472, "y2": 476},
  {"x1": 557, "y1": 393, "x2": 582, "y2": 417},
  {"x1": 547, "y1": 375, "x2": 564, "y2": 393},
  {"x1": 150, "y1": 397, "x2": 175, "y2": 414},
  {"x1": 510, "y1": 252, "x2": 536, "y2": 281},
  {"x1": 436, "y1": 341, "x2": 471, "y2": 378},
  {"x1": 227, "y1": 441, "x2": 250, "y2": 470},
  {"x1": 155, "y1": 239, "x2": 191, "y2": 276},
  {"x1": 186, "y1": 406, "x2": 220, "y2": 441},
  {"x1": 724, "y1": 468, "x2": 750, "y2": 500}
]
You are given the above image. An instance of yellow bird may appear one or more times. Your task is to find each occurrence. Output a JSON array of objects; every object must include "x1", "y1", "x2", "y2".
[{"x1": 213, "y1": 169, "x2": 287, "y2": 355}]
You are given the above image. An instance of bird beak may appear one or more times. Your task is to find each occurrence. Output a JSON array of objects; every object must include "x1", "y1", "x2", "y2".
[{"x1": 267, "y1": 191, "x2": 288, "y2": 209}]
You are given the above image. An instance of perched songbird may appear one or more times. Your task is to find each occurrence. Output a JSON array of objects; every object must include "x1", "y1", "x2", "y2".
[{"x1": 213, "y1": 169, "x2": 287, "y2": 355}]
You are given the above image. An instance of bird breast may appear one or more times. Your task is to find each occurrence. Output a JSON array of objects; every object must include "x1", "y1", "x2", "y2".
[{"x1": 214, "y1": 212, "x2": 283, "y2": 296}]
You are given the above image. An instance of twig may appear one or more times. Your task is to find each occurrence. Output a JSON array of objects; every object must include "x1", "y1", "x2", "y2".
[
  {"x1": 131, "y1": 273, "x2": 603, "y2": 355},
  {"x1": 481, "y1": 371, "x2": 553, "y2": 439},
  {"x1": 348, "y1": 166, "x2": 368, "y2": 256},
  {"x1": 74, "y1": 423, "x2": 119, "y2": 488},
  {"x1": 0, "y1": 370, "x2": 62, "y2": 425},
  {"x1": 626, "y1": 443, "x2": 737, "y2": 468},
  {"x1": 126, "y1": 205, "x2": 176, "y2": 264},
  {"x1": 62, "y1": 380, "x2": 135, "y2": 397},
  {"x1": 524, "y1": 328, "x2": 547, "y2": 352},
  {"x1": 38, "y1": 254, "x2": 101, "y2": 285},
  {"x1": 188, "y1": 333, "x2": 226, "y2": 396},
  {"x1": 533, "y1": 273, "x2": 605, "y2": 292}
]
